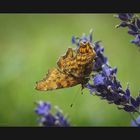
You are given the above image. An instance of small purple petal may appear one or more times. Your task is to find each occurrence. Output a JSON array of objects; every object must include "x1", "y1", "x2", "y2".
[
  {"x1": 131, "y1": 116, "x2": 140, "y2": 127},
  {"x1": 35, "y1": 101, "x2": 70, "y2": 127},
  {"x1": 93, "y1": 74, "x2": 105, "y2": 86},
  {"x1": 128, "y1": 24, "x2": 138, "y2": 32},
  {"x1": 102, "y1": 65, "x2": 111, "y2": 76},
  {"x1": 131, "y1": 34, "x2": 140, "y2": 46},
  {"x1": 102, "y1": 65, "x2": 116, "y2": 77},
  {"x1": 88, "y1": 29, "x2": 93, "y2": 42},
  {"x1": 135, "y1": 18, "x2": 140, "y2": 29},
  {"x1": 125, "y1": 86, "x2": 130, "y2": 97},
  {"x1": 131, "y1": 97, "x2": 139, "y2": 107},
  {"x1": 128, "y1": 29, "x2": 138, "y2": 36},
  {"x1": 80, "y1": 36, "x2": 88, "y2": 43},
  {"x1": 116, "y1": 22, "x2": 128, "y2": 28},
  {"x1": 127, "y1": 13, "x2": 134, "y2": 18},
  {"x1": 44, "y1": 114, "x2": 56, "y2": 127},
  {"x1": 111, "y1": 67, "x2": 117, "y2": 75},
  {"x1": 118, "y1": 14, "x2": 128, "y2": 21},
  {"x1": 117, "y1": 13, "x2": 131, "y2": 21},
  {"x1": 94, "y1": 41, "x2": 103, "y2": 54},
  {"x1": 131, "y1": 40, "x2": 139, "y2": 45},
  {"x1": 55, "y1": 111, "x2": 70, "y2": 127},
  {"x1": 71, "y1": 36, "x2": 76, "y2": 44},
  {"x1": 87, "y1": 83, "x2": 96, "y2": 93},
  {"x1": 35, "y1": 101, "x2": 51, "y2": 115},
  {"x1": 123, "y1": 105, "x2": 135, "y2": 112},
  {"x1": 136, "y1": 94, "x2": 140, "y2": 106}
]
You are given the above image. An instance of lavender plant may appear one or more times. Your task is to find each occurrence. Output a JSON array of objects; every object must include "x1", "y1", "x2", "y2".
[
  {"x1": 115, "y1": 13, "x2": 140, "y2": 47},
  {"x1": 72, "y1": 29, "x2": 140, "y2": 126},
  {"x1": 35, "y1": 101, "x2": 70, "y2": 127}
]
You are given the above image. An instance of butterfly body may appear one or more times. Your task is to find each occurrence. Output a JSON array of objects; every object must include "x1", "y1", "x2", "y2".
[{"x1": 35, "y1": 40, "x2": 96, "y2": 91}]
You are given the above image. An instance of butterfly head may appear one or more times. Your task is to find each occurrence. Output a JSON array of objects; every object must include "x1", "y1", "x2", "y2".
[
  {"x1": 79, "y1": 40, "x2": 89, "y2": 48},
  {"x1": 78, "y1": 40, "x2": 96, "y2": 57}
]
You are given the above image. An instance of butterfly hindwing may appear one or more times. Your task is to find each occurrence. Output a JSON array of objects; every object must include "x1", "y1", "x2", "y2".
[
  {"x1": 57, "y1": 48, "x2": 74, "y2": 70},
  {"x1": 35, "y1": 68, "x2": 80, "y2": 91}
]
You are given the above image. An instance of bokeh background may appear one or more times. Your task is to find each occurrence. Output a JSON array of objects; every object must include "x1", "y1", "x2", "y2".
[{"x1": 0, "y1": 14, "x2": 140, "y2": 126}]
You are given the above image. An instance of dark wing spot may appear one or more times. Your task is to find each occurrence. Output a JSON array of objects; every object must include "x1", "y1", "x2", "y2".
[{"x1": 56, "y1": 82, "x2": 63, "y2": 88}]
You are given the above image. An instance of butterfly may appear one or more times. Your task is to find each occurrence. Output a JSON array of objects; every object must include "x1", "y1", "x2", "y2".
[{"x1": 35, "y1": 40, "x2": 96, "y2": 91}]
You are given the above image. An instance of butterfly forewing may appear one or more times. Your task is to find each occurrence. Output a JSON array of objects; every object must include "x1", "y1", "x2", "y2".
[{"x1": 35, "y1": 68, "x2": 81, "y2": 91}]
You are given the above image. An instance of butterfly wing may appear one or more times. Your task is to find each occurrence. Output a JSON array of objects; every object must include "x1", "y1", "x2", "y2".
[
  {"x1": 35, "y1": 68, "x2": 80, "y2": 91},
  {"x1": 35, "y1": 41, "x2": 96, "y2": 91},
  {"x1": 57, "y1": 48, "x2": 75, "y2": 70},
  {"x1": 57, "y1": 43, "x2": 96, "y2": 78}
]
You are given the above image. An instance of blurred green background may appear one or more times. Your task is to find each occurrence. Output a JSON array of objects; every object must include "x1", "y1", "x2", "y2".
[{"x1": 0, "y1": 14, "x2": 140, "y2": 126}]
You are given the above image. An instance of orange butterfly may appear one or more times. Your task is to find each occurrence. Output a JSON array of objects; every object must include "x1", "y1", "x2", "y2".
[{"x1": 35, "y1": 40, "x2": 96, "y2": 91}]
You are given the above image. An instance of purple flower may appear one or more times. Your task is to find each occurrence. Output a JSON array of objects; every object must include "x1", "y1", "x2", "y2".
[
  {"x1": 55, "y1": 108, "x2": 70, "y2": 127},
  {"x1": 115, "y1": 13, "x2": 140, "y2": 47},
  {"x1": 89, "y1": 44, "x2": 140, "y2": 112},
  {"x1": 131, "y1": 115, "x2": 140, "y2": 127},
  {"x1": 40, "y1": 114, "x2": 56, "y2": 127},
  {"x1": 35, "y1": 101, "x2": 51, "y2": 115},
  {"x1": 71, "y1": 36, "x2": 76, "y2": 44},
  {"x1": 93, "y1": 41, "x2": 107, "y2": 71},
  {"x1": 102, "y1": 64, "x2": 117, "y2": 76},
  {"x1": 71, "y1": 30, "x2": 93, "y2": 47},
  {"x1": 35, "y1": 101, "x2": 70, "y2": 127},
  {"x1": 93, "y1": 73, "x2": 105, "y2": 86},
  {"x1": 128, "y1": 24, "x2": 138, "y2": 32},
  {"x1": 128, "y1": 29, "x2": 138, "y2": 36},
  {"x1": 135, "y1": 18, "x2": 140, "y2": 29},
  {"x1": 131, "y1": 34, "x2": 140, "y2": 46},
  {"x1": 115, "y1": 13, "x2": 134, "y2": 21},
  {"x1": 116, "y1": 21, "x2": 128, "y2": 28},
  {"x1": 89, "y1": 64, "x2": 140, "y2": 112}
]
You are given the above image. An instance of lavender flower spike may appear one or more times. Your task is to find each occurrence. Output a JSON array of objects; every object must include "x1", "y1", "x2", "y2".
[
  {"x1": 35, "y1": 101, "x2": 70, "y2": 127},
  {"x1": 72, "y1": 30, "x2": 140, "y2": 114},
  {"x1": 115, "y1": 13, "x2": 140, "y2": 48}
]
